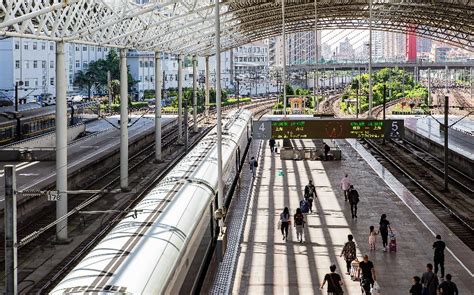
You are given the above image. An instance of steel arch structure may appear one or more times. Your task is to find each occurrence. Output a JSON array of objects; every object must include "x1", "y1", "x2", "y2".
[{"x1": 0, "y1": 0, "x2": 472, "y2": 55}]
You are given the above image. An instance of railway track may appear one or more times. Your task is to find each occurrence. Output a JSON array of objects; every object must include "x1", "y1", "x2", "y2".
[
  {"x1": 371, "y1": 98, "x2": 403, "y2": 118},
  {"x1": 0, "y1": 101, "x2": 273, "y2": 293},
  {"x1": 361, "y1": 138, "x2": 474, "y2": 250}
]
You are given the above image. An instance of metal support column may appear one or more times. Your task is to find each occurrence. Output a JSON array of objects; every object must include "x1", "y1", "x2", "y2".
[
  {"x1": 4, "y1": 165, "x2": 17, "y2": 295},
  {"x1": 55, "y1": 41, "x2": 68, "y2": 241},
  {"x1": 445, "y1": 65, "x2": 449, "y2": 94},
  {"x1": 444, "y1": 96, "x2": 449, "y2": 191},
  {"x1": 205, "y1": 56, "x2": 210, "y2": 120},
  {"x1": 192, "y1": 55, "x2": 198, "y2": 133},
  {"x1": 427, "y1": 68, "x2": 431, "y2": 106},
  {"x1": 107, "y1": 71, "x2": 112, "y2": 106},
  {"x1": 155, "y1": 52, "x2": 162, "y2": 162},
  {"x1": 368, "y1": 0, "x2": 373, "y2": 117},
  {"x1": 282, "y1": 0, "x2": 287, "y2": 117},
  {"x1": 178, "y1": 54, "x2": 184, "y2": 143},
  {"x1": 119, "y1": 49, "x2": 129, "y2": 190},
  {"x1": 215, "y1": 0, "x2": 224, "y2": 230},
  {"x1": 470, "y1": 67, "x2": 473, "y2": 100}
]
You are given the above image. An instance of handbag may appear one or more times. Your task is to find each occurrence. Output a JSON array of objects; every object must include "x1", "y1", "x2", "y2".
[{"x1": 328, "y1": 273, "x2": 344, "y2": 295}]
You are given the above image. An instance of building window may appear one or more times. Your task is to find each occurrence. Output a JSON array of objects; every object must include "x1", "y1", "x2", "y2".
[
  {"x1": 41, "y1": 42, "x2": 46, "y2": 50},
  {"x1": 33, "y1": 61, "x2": 38, "y2": 68},
  {"x1": 144, "y1": 61, "x2": 148, "y2": 67},
  {"x1": 24, "y1": 80, "x2": 29, "y2": 87},
  {"x1": 15, "y1": 42, "x2": 19, "y2": 49},
  {"x1": 50, "y1": 61, "x2": 54, "y2": 68},
  {"x1": 150, "y1": 61, "x2": 154, "y2": 67},
  {"x1": 75, "y1": 60, "x2": 80, "y2": 68},
  {"x1": 83, "y1": 62, "x2": 88, "y2": 68},
  {"x1": 15, "y1": 60, "x2": 20, "y2": 69},
  {"x1": 42, "y1": 61, "x2": 46, "y2": 68},
  {"x1": 140, "y1": 61, "x2": 143, "y2": 67},
  {"x1": 75, "y1": 46, "x2": 79, "y2": 51},
  {"x1": 33, "y1": 42, "x2": 37, "y2": 50},
  {"x1": 24, "y1": 43, "x2": 28, "y2": 50},
  {"x1": 35, "y1": 80, "x2": 38, "y2": 86},
  {"x1": 50, "y1": 43, "x2": 54, "y2": 50},
  {"x1": 98, "y1": 47, "x2": 102, "y2": 52},
  {"x1": 83, "y1": 46, "x2": 87, "y2": 51},
  {"x1": 50, "y1": 78, "x2": 54, "y2": 86}
]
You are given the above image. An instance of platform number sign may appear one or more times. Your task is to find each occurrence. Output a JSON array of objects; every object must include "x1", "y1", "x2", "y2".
[
  {"x1": 386, "y1": 120, "x2": 404, "y2": 138},
  {"x1": 252, "y1": 121, "x2": 272, "y2": 139}
]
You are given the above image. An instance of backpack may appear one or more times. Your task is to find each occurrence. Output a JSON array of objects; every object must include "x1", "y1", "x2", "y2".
[
  {"x1": 295, "y1": 213, "x2": 304, "y2": 225},
  {"x1": 253, "y1": 160, "x2": 258, "y2": 167},
  {"x1": 300, "y1": 199, "x2": 309, "y2": 213}
]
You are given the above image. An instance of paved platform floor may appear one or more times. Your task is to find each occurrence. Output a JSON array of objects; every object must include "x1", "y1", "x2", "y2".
[{"x1": 231, "y1": 139, "x2": 473, "y2": 294}]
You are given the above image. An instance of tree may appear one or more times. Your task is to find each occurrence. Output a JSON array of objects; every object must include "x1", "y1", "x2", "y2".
[{"x1": 74, "y1": 70, "x2": 94, "y2": 99}]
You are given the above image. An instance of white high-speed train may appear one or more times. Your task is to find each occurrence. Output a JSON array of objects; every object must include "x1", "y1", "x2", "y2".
[{"x1": 50, "y1": 109, "x2": 253, "y2": 294}]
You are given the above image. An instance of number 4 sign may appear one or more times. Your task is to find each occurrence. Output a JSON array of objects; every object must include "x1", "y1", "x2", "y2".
[{"x1": 252, "y1": 121, "x2": 272, "y2": 139}]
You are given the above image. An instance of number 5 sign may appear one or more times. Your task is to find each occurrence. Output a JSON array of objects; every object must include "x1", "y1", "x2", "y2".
[
  {"x1": 252, "y1": 121, "x2": 272, "y2": 139},
  {"x1": 385, "y1": 120, "x2": 404, "y2": 138}
]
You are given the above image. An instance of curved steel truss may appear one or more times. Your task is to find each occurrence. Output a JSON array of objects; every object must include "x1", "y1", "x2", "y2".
[{"x1": 0, "y1": 0, "x2": 472, "y2": 55}]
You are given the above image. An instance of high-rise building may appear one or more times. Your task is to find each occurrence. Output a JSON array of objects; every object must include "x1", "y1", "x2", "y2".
[
  {"x1": 268, "y1": 31, "x2": 321, "y2": 66},
  {"x1": 338, "y1": 38, "x2": 355, "y2": 61},
  {"x1": 417, "y1": 37, "x2": 432, "y2": 53}
]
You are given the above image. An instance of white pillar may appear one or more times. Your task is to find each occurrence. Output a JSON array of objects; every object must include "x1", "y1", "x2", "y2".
[
  {"x1": 178, "y1": 54, "x2": 183, "y2": 143},
  {"x1": 427, "y1": 68, "x2": 431, "y2": 106},
  {"x1": 282, "y1": 0, "x2": 287, "y2": 117},
  {"x1": 445, "y1": 65, "x2": 449, "y2": 94},
  {"x1": 205, "y1": 56, "x2": 210, "y2": 120},
  {"x1": 192, "y1": 55, "x2": 198, "y2": 133},
  {"x1": 314, "y1": 0, "x2": 318, "y2": 113},
  {"x1": 55, "y1": 41, "x2": 68, "y2": 241},
  {"x1": 368, "y1": 0, "x2": 373, "y2": 118},
  {"x1": 215, "y1": 0, "x2": 224, "y2": 228},
  {"x1": 470, "y1": 67, "x2": 473, "y2": 100},
  {"x1": 155, "y1": 52, "x2": 162, "y2": 162},
  {"x1": 120, "y1": 49, "x2": 129, "y2": 190}
]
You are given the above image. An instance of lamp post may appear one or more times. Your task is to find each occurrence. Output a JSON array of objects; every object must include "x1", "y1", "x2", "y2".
[{"x1": 235, "y1": 77, "x2": 241, "y2": 108}]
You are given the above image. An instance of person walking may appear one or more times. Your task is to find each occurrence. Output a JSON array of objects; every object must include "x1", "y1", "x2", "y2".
[
  {"x1": 357, "y1": 255, "x2": 376, "y2": 295},
  {"x1": 269, "y1": 138, "x2": 276, "y2": 154},
  {"x1": 249, "y1": 156, "x2": 258, "y2": 178},
  {"x1": 320, "y1": 264, "x2": 344, "y2": 295},
  {"x1": 433, "y1": 234, "x2": 446, "y2": 279},
  {"x1": 324, "y1": 142, "x2": 331, "y2": 160},
  {"x1": 368, "y1": 226, "x2": 378, "y2": 251},
  {"x1": 409, "y1": 276, "x2": 422, "y2": 295},
  {"x1": 438, "y1": 274, "x2": 458, "y2": 295},
  {"x1": 340, "y1": 234, "x2": 357, "y2": 275},
  {"x1": 294, "y1": 208, "x2": 305, "y2": 243},
  {"x1": 421, "y1": 263, "x2": 439, "y2": 295},
  {"x1": 379, "y1": 214, "x2": 392, "y2": 252},
  {"x1": 280, "y1": 207, "x2": 290, "y2": 241},
  {"x1": 348, "y1": 185, "x2": 359, "y2": 218},
  {"x1": 340, "y1": 174, "x2": 350, "y2": 202},
  {"x1": 304, "y1": 180, "x2": 317, "y2": 213}
]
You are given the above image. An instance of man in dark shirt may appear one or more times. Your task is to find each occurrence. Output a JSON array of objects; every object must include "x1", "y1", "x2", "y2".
[
  {"x1": 323, "y1": 142, "x2": 331, "y2": 160},
  {"x1": 433, "y1": 234, "x2": 446, "y2": 278},
  {"x1": 357, "y1": 255, "x2": 376, "y2": 295},
  {"x1": 304, "y1": 180, "x2": 317, "y2": 213},
  {"x1": 438, "y1": 274, "x2": 459, "y2": 295},
  {"x1": 320, "y1": 264, "x2": 343, "y2": 294},
  {"x1": 348, "y1": 185, "x2": 360, "y2": 219}
]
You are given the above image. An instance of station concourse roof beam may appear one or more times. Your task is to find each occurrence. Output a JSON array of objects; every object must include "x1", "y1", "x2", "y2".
[{"x1": 0, "y1": 0, "x2": 472, "y2": 55}]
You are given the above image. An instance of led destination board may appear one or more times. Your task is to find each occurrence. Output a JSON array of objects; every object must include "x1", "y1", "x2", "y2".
[{"x1": 252, "y1": 119, "x2": 404, "y2": 139}]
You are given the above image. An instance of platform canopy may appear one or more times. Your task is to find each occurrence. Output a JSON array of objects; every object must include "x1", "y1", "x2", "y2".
[{"x1": 0, "y1": 0, "x2": 472, "y2": 56}]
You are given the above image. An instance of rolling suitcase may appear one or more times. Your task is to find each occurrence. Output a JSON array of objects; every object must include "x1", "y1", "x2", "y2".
[
  {"x1": 350, "y1": 258, "x2": 360, "y2": 281},
  {"x1": 389, "y1": 233, "x2": 397, "y2": 252},
  {"x1": 300, "y1": 199, "x2": 309, "y2": 214}
]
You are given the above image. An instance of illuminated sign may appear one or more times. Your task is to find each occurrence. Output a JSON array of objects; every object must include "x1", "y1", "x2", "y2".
[{"x1": 253, "y1": 119, "x2": 404, "y2": 139}]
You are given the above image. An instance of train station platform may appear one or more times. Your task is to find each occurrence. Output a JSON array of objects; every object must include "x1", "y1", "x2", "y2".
[
  {"x1": 0, "y1": 115, "x2": 175, "y2": 203},
  {"x1": 212, "y1": 138, "x2": 473, "y2": 294},
  {"x1": 403, "y1": 116, "x2": 473, "y2": 160}
]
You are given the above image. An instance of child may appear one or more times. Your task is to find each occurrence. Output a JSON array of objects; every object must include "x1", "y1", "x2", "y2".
[
  {"x1": 409, "y1": 276, "x2": 422, "y2": 295},
  {"x1": 368, "y1": 225, "x2": 378, "y2": 250}
]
